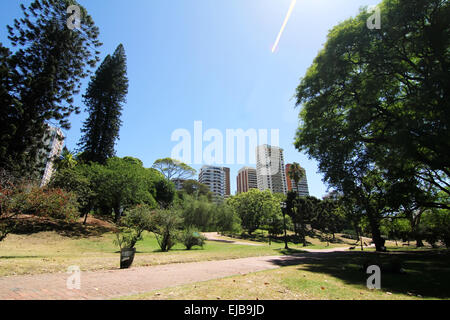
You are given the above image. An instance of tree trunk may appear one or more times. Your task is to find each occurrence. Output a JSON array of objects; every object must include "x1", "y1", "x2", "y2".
[
  {"x1": 367, "y1": 209, "x2": 385, "y2": 252},
  {"x1": 114, "y1": 206, "x2": 121, "y2": 223},
  {"x1": 416, "y1": 238, "x2": 424, "y2": 247}
]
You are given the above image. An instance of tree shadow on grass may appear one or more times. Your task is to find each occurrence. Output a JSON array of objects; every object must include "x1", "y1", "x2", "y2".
[
  {"x1": 267, "y1": 250, "x2": 450, "y2": 299},
  {"x1": 7, "y1": 215, "x2": 114, "y2": 238},
  {"x1": 0, "y1": 255, "x2": 41, "y2": 259}
]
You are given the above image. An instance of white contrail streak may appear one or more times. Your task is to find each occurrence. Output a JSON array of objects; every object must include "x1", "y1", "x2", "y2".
[{"x1": 272, "y1": 0, "x2": 297, "y2": 53}]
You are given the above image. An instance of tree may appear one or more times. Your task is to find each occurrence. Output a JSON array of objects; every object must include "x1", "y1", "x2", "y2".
[
  {"x1": 180, "y1": 180, "x2": 213, "y2": 201},
  {"x1": 215, "y1": 202, "x2": 241, "y2": 234},
  {"x1": 114, "y1": 205, "x2": 153, "y2": 250},
  {"x1": 54, "y1": 147, "x2": 78, "y2": 171},
  {"x1": 336, "y1": 195, "x2": 366, "y2": 249},
  {"x1": 228, "y1": 189, "x2": 280, "y2": 235},
  {"x1": 316, "y1": 199, "x2": 345, "y2": 244},
  {"x1": 78, "y1": 44, "x2": 128, "y2": 164},
  {"x1": 152, "y1": 158, "x2": 196, "y2": 181},
  {"x1": 288, "y1": 163, "x2": 305, "y2": 194},
  {"x1": 265, "y1": 210, "x2": 285, "y2": 242},
  {"x1": 93, "y1": 157, "x2": 158, "y2": 222},
  {"x1": 154, "y1": 179, "x2": 176, "y2": 209},
  {"x1": 381, "y1": 217, "x2": 411, "y2": 247},
  {"x1": 294, "y1": 0, "x2": 450, "y2": 250},
  {"x1": 286, "y1": 193, "x2": 318, "y2": 246},
  {"x1": 179, "y1": 194, "x2": 215, "y2": 231},
  {"x1": 420, "y1": 193, "x2": 450, "y2": 248},
  {"x1": 150, "y1": 208, "x2": 183, "y2": 252},
  {"x1": 48, "y1": 164, "x2": 96, "y2": 224},
  {"x1": 0, "y1": 0, "x2": 101, "y2": 178},
  {"x1": 295, "y1": 0, "x2": 449, "y2": 210}
]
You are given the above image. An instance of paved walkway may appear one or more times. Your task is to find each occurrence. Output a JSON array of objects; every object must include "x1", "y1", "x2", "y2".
[
  {"x1": 0, "y1": 252, "x2": 340, "y2": 300},
  {"x1": 202, "y1": 232, "x2": 264, "y2": 246}
]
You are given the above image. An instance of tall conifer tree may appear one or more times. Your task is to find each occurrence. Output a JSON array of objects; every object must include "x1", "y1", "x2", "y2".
[
  {"x1": 0, "y1": 0, "x2": 101, "y2": 179},
  {"x1": 78, "y1": 44, "x2": 128, "y2": 164}
]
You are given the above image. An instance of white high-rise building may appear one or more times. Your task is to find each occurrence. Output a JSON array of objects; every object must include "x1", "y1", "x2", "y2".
[
  {"x1": 198, "y1": 165, "x2": 228, "y2": 200},
  {"x1": 256, "y1": 145, "x2": 288, "y2": 195}
]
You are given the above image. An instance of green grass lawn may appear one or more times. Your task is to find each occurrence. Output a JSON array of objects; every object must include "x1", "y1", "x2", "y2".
[
  {"x1": 123, "y1": 250, "x2": 450, "y2": 300},
  {"x1": 0, "y1": 229, "x2": 354, "y2": 277}
]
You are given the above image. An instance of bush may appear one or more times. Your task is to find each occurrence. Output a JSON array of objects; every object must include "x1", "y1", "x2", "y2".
[
  {"x1": 114, "y1": 205, "x2": 153, "y2": 249},
  {"x1": 151, "y1": 208, "x2": 183, "y2": 252},
  {"x1": 20, "y1": 186, "x2": 79, "y2": 221},
  {"x1": 1, "y1": 184, "x2": 79, "y2": 222},
  {"x1": 179, "y1": 195, "x2": 215, "y2": 231},
  {"x1": 181, "y1": 228, "x2": 206, "y2": 250}
]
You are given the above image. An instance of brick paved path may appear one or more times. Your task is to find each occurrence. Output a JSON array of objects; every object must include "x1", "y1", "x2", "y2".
[{"x1": 0, "y1": 254, "x2": 318, "y2": 300}]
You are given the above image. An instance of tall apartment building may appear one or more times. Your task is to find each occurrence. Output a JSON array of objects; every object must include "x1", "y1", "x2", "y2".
[
  {"x1": 236, "y1": 167, "x2": 258, "y2": 194},
  {"x1": 255, "y1": 145, "x2": 287, "y2": 195},
  {"x1": 40, "y1": 126, "x2": 65, "y2": 187},
  {"x1": 285, "y1": 163, "x2": 310, "y2": 197},
  {"x1": 223, "y1": 167, "x2": 231, "y2": 196},
  {"x1": 198, "y1": 165, "x2": 230, "y2": 199}
]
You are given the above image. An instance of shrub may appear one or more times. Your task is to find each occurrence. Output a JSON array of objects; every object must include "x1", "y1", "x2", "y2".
[
  {"x1": 1, "y1": 183, "x2": 78, "y2": 222},
  {"x1": 181, "y1": 228, "x2": 206, "y2": 250},
  {"x1": 151, "y1": 208, "x2": 182, "y2": 252},
  {"x1": 20, "y1": 187, "x2": 79, "y2": 221},
  {"x1": 114, "y1": 205, "x2": 153, "y2": 249}
]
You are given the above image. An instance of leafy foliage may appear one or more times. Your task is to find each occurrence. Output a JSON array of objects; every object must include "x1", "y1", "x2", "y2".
[
  {"x1": 78, "y1": 44, "x2": 128, "y2": 164},
  {"x1": 180, "y1": 228, "x2": 207, "y2": 250},
  {"x1": 150, "y1": 208, "x2": 183, "y2": 252},
  {"x1": 228, "y1": 189, "x2": 280, "y2": 235},
  {"x1": 294, "y1": 0, "x2": 450, "y2": 250},
  {"x1": 152, "y1": 158, "x2": 196, "y2": 181},
  {"x1": 0, "y1": 0, "x2": 101, "y2": 178},
  {"x1": 114, "y1": 205, "x2": 153, "y2": 249}
]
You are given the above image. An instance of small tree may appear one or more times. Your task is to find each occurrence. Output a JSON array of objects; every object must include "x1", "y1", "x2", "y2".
[
  {"x1": 49, "y1": 164, "x2": 96, "y2": 225},
  {"x1": 151, "y1": 208, "x2": 183, "y2": 252},
  {"x1": 114, "y1": 205, "x2": 153, "y2": 250}
]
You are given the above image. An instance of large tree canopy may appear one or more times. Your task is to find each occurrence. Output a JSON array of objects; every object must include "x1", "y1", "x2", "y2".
[
  {"x1": 227, "y1": 189, "x2": 280, "y2": 235},
  {"x1": 295, "y1": 0, "x2": 449, "y2": 209},
  {"x1": 294, "y1": 0, "x2": 449, "y2": 250},
  {"x1": 0, "y1": 0, "x2": 101, "y2": 178},
  {"x1": 152, "y1": 158, "x2": 196, "y2": 181}
]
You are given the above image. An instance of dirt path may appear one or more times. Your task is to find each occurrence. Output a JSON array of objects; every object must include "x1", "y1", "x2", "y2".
[
  {"x1": 0, "y1": 250, "x2": 347, "y2": 300},
  {"x1": 202, "y1": 232, "x2": 264, "y2": 246}
]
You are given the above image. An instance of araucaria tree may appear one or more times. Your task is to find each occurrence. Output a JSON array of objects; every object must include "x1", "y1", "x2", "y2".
[
  {"x1": 294, "y1": 0, "x2": 449, "y2": 251},
  {"x1": 78, "y1": 44, "x2": 128, "y2": 164},
  {"x1": 0, "y1": 0, "x2": 101, "y2": 179}
]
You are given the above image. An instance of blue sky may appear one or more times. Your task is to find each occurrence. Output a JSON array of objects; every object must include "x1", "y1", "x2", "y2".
[{"x1": 0, "y1": 0, "x2": 380, "y2": 198}]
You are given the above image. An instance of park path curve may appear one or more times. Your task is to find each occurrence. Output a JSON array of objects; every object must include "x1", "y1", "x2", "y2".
[
  {"x1": 202, "y1": 232, "x2": 264, "y2": 246},
  {"x1": 0, "y1": 250, "x2": 350, "y2": 300}
]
